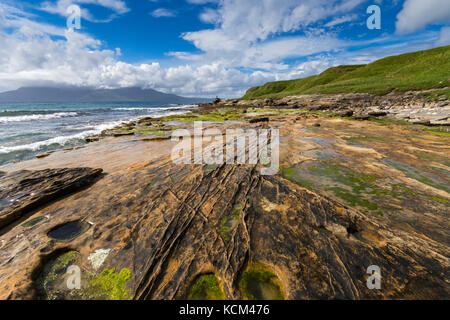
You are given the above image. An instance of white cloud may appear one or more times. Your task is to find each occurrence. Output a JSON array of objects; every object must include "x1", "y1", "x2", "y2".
[
  {"x1": 0, "y1": 0, "x2": 447, "y2": 98},
  {"x1": 0, "y1": 8, "x2": 272, "y2": 97},
  {"x1": 199, "y1": 8, "x2": 220, "y2": 24},
  {"x1": 436, "y1": 26, "x2": 450, "y2": 46},
  {"x1": 396, "y1": 0, "x2": 450, "y2": 34},
  {"x1": 178, "y1": 0, "x2": 361, "y2": 73},
  {"x1": 40, "y1": 0, "x2": 129, "y2": 22},
  {"x1": 151, "y1": 8, "x2": 177, "y2": 18},
  {"x1": 325, "y1": 14, "x2": 358, "y2": 27},
  {"x1": 0, "y1": 0, "x2": 367, "y2": 97}
]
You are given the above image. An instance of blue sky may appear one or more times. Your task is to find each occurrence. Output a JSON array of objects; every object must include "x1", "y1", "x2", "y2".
[{"x1": 0, "y1": 0, "x2": 449, "y2": 97}]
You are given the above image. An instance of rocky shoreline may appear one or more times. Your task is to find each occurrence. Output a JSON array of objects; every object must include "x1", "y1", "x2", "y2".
[
  {"x1": 0, "y1": 92, "x2": 448, "y2": 300},
  {"x1": 205, "y1": 90, "x2": 450, "y2": 125}
]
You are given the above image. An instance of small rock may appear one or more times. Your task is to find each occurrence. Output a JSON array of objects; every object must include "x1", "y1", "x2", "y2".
[
  {"x1": 353, "y1": 114, "x2": 370, "y2": 120},
  {"x1": 368, "y1": 111, "x2": 388, "y2": 117},
  {"x1": 113, "y1": 132, "x2": 134, "y2": 137},
  {"x1": 336, "y1": 110, "x2": 354, "y2": 117},
  {"x1": 249, "y1": 117, "x2": 269, "y2": 124},
  {"x1": 36, "y1": 152, "x2": 51, "y2": 159},
  {"x1": 410, "y1": 119, "x2": 431, "y2": 125},
  {"x1": 85, "y1": 137, "x2": 100, "y2": 143}
]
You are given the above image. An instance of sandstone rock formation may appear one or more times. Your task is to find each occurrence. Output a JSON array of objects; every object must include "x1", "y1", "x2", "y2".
[
  {"x1": 0, "y1": 168, "x2": 103, "y2": 231},
  {"x1": 0, "y1": 105, "x2": 448, "y2": 300}
]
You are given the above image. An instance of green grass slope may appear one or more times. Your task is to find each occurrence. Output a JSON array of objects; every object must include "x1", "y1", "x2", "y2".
[{"x1": 242, "y1": 45, "x2": 450, "y2": 99}]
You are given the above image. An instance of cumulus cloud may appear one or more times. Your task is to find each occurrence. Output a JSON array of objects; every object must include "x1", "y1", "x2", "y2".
[
  {"x1": 0, "y1": 0, "x2": 446, "y2": 98},
  {"x1": 181, "y1": 0, "x2": 362, "y2": 70},
  {"x1": 40, "y1": 0, "x2": 129, "y2": 22},
  {"x1": 0, "y1": 0, "x2": 366, "y2": 97},
  {"x1": 0, "y1": 9, "x2": 272, "y2": 97},
  {"x1": 396, "y1": 0, "x2": 450, "y2": 34},
  {"x1": 188, "y1": 0, "x2": 365, "y2": 43}
]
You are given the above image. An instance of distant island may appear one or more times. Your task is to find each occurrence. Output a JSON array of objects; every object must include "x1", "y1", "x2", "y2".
[{"x1": 0, "y1": 86, "x2": 211, "y2": 104}]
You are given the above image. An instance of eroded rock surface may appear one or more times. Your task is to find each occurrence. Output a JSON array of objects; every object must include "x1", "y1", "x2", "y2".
[
  {"x1": 0, "y1": 168, "x2": 103, "y2": 231},
  {"x1": 0, "y1": 109, "x2": 448, "y2": 300}
]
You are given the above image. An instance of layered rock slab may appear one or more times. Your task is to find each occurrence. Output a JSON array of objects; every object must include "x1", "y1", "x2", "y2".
[
  {"x1": 0, "y1": 168, "x2": 103, "y2": 231},
  {"x1": 0, "y1": 159, "x2": 447, "y2": 300}
]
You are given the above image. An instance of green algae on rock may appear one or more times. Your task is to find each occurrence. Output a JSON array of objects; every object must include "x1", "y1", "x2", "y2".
[
  {"x1": 35, "y1": 250, "x2": 132, "y2": 300},
  {"x1": 86, "y1": 268, "x2": 131, "y2": 300},
  {"x1": 23, "y1": 216, "x2": 48, "y2": 228},
  {"x1": 238, "y1": 263, "x2": 284, "y2": 300},
  {"x1": 219, "y1": 203, "x2": 243, "y2": 242},
  {"x1": 187, "y1": 274, "x2": 225, "y2": 300},
  {"x1": 36, "y1": 251, "x2": 81, "y2": 300}
]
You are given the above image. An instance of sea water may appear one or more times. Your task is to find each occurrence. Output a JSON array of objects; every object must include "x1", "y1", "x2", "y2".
[{"x1": 0, "y1": 102, "x2": 194, "y2": 166}]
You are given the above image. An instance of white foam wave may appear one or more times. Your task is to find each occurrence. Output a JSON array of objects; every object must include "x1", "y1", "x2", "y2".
[
  {"x1": 0, "y1": 112, "x2": 78, "y2": 123},
  {"x1": 0, "y1": 108, "x2": 194, "y2": 155},
  {"x1": 0, "y1": 120, "x2": 123, "y2": 154}
]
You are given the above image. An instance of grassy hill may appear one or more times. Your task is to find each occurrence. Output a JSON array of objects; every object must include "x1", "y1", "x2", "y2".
[{"x1": 242, "y1": 45, "x2": 450, "y2": 99}]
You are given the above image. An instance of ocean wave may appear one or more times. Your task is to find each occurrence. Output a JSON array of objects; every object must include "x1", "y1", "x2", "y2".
[
  {"x1": 0, "y1": 120, "x2": 123, "y2": 154},
  {"x1": 0, "y1": 112, "x2": 79, "y2": 123},
  {"x1": 0, "y1": 107, "x2": 193, "y2": 155}
]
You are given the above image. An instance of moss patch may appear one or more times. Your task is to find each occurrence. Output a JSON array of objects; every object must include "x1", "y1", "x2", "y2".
[
  {"x1": 219, "y1": 203, "x2": 243, "y2": 242},
  {"x1": 344, "y1": 135, "x2": 397, "y2": 145},
  {"x1": 281, "y1": 162, "x2": 387, "y2": 212},
  {"x1": 307, "y1": 162, "x2": 382, "y2": 210},
  {"x1": 156, "y1": 109, "x2": 246, "y2": 123},
  {"x1": 238, "y1": 262, "x2": 284, "y2": 300},
  {"x1": 280, "y1": 166, "x2": 315, "y2": 190},
  {"x1": 384, "y1": 159, "x2": 450, "y2": 193},
  {"x1": 429, "y1": 196, "x2": 449, "y2": 205},
  {"x1": 86, "y1": 268, "x2": 131, "y2": 300},
  {"x1": 425, "y1": 130, "x2": 450, "y2": 137},
  {"x1": 219, "y1": 215, "x2": 240, "y2": 242},
  {"x1": 187, "y1": 274, "x2": 225, "y2": 300},
  {"x1": 36, "y1": 251, "x2": 132, "y2": 300},
  {"x1": 36, "y1": 251, "x2": 81, "y2": 300}
]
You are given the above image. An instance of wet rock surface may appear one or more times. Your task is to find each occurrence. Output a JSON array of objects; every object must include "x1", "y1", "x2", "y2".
[{"x1": 0, "y1": 103, "x2": 448, "y2": 300}]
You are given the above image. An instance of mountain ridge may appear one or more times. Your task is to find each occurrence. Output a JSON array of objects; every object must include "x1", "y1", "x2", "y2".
[{"x1": 0, "y1": 86, "x2": 211, "y2": 104}]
